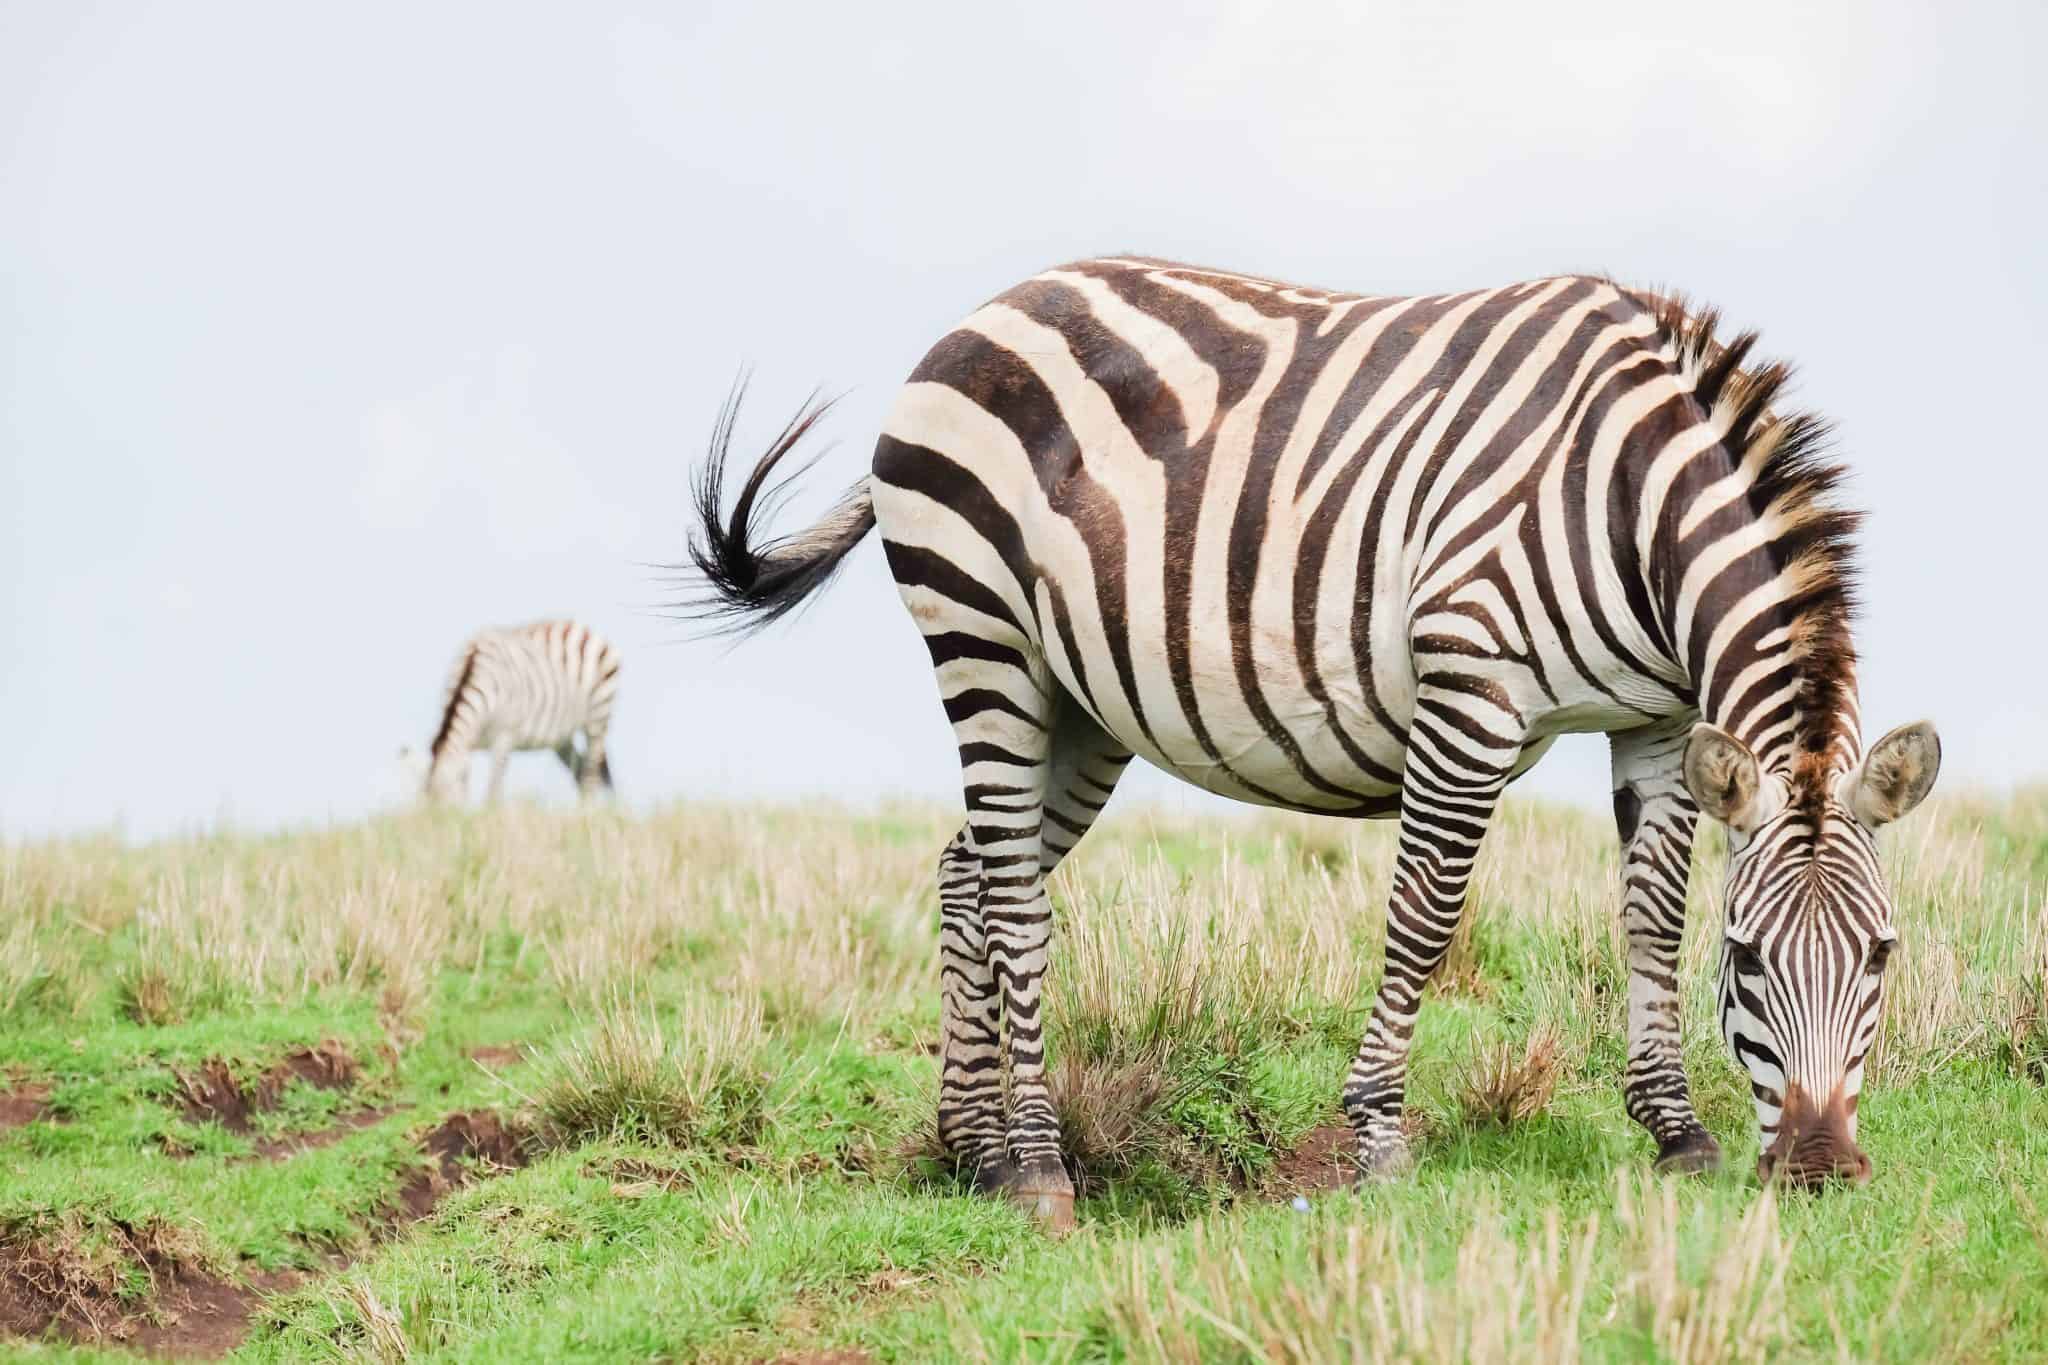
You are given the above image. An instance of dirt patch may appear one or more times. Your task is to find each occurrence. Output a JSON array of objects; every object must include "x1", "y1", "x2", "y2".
[
  {"x1": 385, "y1": 1111, "x2": 533, "y2": 1226},
  {"x1": 2, "y1": 1109, "x2": 531, "y2": 1358},
  {"x1": 0, "y1": 1213, "x2": 302, "y2": 1359},
  {"x1": 245, "y1": 1106, "x2": 405, "y2": 1162},
  {"x1": 175, "y1": 1041, "x2": 361, "y2": 1133},
  {"x1": 1268, "y1": 1124, "x2": 1360, "y2": 1196},
  {"x1": 467, "y1": 1044, "x2": 526, "y2": 1070},
  {"x1": 0, "y1": 1085, "x2": 52, "y2": 1130}
]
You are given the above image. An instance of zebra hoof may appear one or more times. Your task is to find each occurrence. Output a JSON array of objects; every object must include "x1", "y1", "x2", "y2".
[
  {"x1": 996, "y1": 1156, "x2": 1077, "y2": 1235},
  {"x1": 1653, "y1": 1133, "x2": 1723, "y2": 1175},
  {"x1": 969, "y1": 1155, "x2": 1018, "y2": 1196},
  {"x1": 1009, "y1": 1185, "x2": 1077, "y2": 1235},
  {"x1": 1355, "y1": 1137, "x2": 1413, "y2": 1183}
]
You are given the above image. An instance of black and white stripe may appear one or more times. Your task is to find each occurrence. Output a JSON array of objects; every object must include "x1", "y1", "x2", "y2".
[
  {"x1": 414, "y1": 619, "x2": 621, "y2": 804},
  {"x1": 683, "y1": 258, "x2": 1938, "y2": 1214}
]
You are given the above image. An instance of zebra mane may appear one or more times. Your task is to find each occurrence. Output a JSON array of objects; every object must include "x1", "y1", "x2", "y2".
[
  {"x1": 1638, "y1": 289, "x2": 1865, "y2": 798},
  {"x1": 428, "y1": 644, "x2": 479, "y2": 761}
]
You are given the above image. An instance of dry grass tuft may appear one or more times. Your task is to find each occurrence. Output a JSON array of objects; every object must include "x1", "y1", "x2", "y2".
[
  {"x1": 523, "y1": 995, "x2": 771, "y2": 1149},
  {"x1": 1614, "y1": 1172, "x2": 1790, "y2": 1364},
  {"x1": 1460, "y1": 1026, "x2": 1564, "y2": 1127},
  {"x1": 1086, "y1": 1172, "x2": 1794, "y2": 1364},
  {"x1": 2001, "y1": 971, "x2": 2048, "y2": 1085},
  {"x1": 114, "y1": 966, "x2": 180, "y2": 1026},
  {"x1": 1049, "y1": 1057, "x2": 1172, "y2": 1187},
  {"x1": 1096, "y1": 1206, "x2": 1599, "y2": 1363}
]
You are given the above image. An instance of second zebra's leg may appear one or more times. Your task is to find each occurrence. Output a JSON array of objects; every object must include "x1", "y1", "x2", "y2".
[
  {"x1": 1344, "y1": 685, "x2": 1522, "y2": 1177},
  {"x1": 579, "y1": 717, "x2": 614, "y2": 797},
  {"x1": 484, "y1": 740, "x2": 513, "y2": 803},
  {"x1": 1610, "y1": 720, "x2": 1721, "y2": 1172},
  {"x1": 552, "y1": 739, "x2": 581, "y2": 785}
]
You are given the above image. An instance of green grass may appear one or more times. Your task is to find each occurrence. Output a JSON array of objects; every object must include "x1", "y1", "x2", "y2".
[{"x1": 0, "y1": 795, "x2": 2042, "y2": 1361}]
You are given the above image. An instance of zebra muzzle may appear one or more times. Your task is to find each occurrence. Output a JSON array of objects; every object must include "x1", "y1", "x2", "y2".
[{"x1": 1758, "y1": 1083, "x2": 1870, "y2": 1188}]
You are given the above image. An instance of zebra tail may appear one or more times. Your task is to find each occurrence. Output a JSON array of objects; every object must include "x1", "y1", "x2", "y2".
[{"x1": 677, "y1": 381, "x2": 875, "y2": 638}]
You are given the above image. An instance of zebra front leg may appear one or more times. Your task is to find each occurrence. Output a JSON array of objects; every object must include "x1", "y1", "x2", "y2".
[
  {"x1": 580, "y1": 720, "x2": 614, "y2": 797},
  {"x1": 1345, "y1": 689, "x2": 1520, "y2": 1178},
  {"x1": 485, "y1": 740, "x2": 513, "y2": 803},
  {"x1": 936, "y1": 826, "x2": 1009, "y2": 1187},
  {"x1": 1610, "y1": 722, "x2": 1721, "y2": 1172}
]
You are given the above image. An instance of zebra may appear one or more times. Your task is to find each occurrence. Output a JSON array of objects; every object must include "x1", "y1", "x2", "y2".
[
  {"x1": 681, "y1": 258, "x2": 1940, "y2": 1226},
  {"x1": 400, "y1": 619, "x2": 620, "y2": 804}
]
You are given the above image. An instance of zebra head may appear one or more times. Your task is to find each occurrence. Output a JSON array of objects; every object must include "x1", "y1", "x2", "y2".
[
  {"x1": 1683, "y1": 720, "x2": 1941, "y2": 1188},
  {"x1": 396, "y1": 745, "x2": 462, "y2": 804}
]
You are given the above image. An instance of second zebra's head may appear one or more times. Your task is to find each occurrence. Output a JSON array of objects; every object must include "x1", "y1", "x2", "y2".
[
  {"x1": 1683, "y1": 720, "x2": 1941, "y2": 1189},
  {"x1": 396, "y1": 745, "x2": 463, "y2": 805}
]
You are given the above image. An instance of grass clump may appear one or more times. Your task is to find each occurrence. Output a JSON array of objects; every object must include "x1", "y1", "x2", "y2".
[
  {"x1": 524, "y1": 996, "x2": 772, "y2": 1150},
  {"x1": 1459, "y1": 1025, "x2": 1564, "y2": 1127},
  {"x1": 1043, "y1": 851, "x2": 1366, "y2": 1202},
  {"x1": 1095, "y1": 1207, "x2": 1599, "y2": 1364}
]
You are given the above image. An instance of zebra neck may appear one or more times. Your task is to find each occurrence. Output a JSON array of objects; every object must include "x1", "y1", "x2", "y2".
[{"x1": 1691, "y1": 604, "x2": 1864, "y2": 794}]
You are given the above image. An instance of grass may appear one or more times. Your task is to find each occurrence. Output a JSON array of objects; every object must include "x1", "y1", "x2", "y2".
[{"x1": 0, "y1": 792, "x2": 2041, "y2": 1360}]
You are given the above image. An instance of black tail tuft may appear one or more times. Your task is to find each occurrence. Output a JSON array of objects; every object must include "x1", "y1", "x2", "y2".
[
  {"x1": 669, "y1": 377, "x2": 876, "y2": 639},
  {"x1": 594, "y1": 755, "x2": 614, "y2": 791}
]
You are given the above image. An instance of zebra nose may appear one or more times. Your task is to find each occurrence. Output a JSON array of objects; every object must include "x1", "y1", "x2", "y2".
[
  {"x1": 1759, "y1": 1083, "x2": 1869, "y2": 1188},
  {"x1": 1758, "y1": 1143, "x2": 1871, "y2": 1188}
]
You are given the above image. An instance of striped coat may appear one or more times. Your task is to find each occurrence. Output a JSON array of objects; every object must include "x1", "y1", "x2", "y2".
[
  {"x1": 414, "y1": 619, "x2": 620, "y2": 804},
  {"x1": 684, "y1": 258, "x2": 1938, "y2": 1224}
]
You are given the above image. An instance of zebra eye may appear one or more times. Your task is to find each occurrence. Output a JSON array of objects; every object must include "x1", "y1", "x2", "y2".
[
  {"x1": 1727, "y1": 939, "x2": 1764, "y2": 977},
  {"x1": 1867, "y1": 939, "x2": 1896, "y2": 975}
]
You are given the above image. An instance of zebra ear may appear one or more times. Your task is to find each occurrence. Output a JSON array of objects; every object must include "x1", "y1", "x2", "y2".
[
  {"x1": 1683, "y1": 724, "x2": 1768, "y2": 833},
  {"x1": 1847, "y1": 721, "x2": 1941, "y2": 829}
]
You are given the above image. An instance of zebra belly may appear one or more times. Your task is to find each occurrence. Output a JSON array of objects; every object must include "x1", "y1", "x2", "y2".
[{"x1": 1046, "y1": 611, "x2": 1415, "y2": 816}]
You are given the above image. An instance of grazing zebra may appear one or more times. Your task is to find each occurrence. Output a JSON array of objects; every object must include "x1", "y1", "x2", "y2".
[
  {"x1": 682, "y1": 258, "x2": 1939, "y2": 1225},
  {"x1": 402, "y1": 620, "x2": 620, "y2": 804}
]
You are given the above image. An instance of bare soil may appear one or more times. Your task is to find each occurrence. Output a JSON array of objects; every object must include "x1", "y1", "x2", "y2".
[
  {"x1": 384, "y1": 1110, "x2": 533, "y2": 1225},
  {"x1": 0, "y1": 1216, "x2": 302, "y2": 1360},
  {"x1": 1267, "y1": 1124, "x2": 1360, "y2": 1196},
  {"x1": 0, "y1": 1107, "x2": 530, "y2": 1359},
  {"x1": 0, "y1": 1085, "x2": 52, "y2": 1130},
  {"x1": 175, "y1": 1041, "x2": 361, "y2": 1132}
]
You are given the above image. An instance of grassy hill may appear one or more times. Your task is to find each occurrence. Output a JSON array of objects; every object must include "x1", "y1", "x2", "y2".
[{"x1": 0, "y1": 795, "x2": 2042, "y2": 1361}]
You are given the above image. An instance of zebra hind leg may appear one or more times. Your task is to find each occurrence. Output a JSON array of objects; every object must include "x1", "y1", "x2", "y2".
[
  {"x1": 936, "y1": 825, "x2": 1009, "y2": 1186},
  {"x1": 936, "y1": 704, "x2": 1130, "y2": 1225},
  {"x1": 1344, "y1": 687, "x2": 1521, "y2": 1179}
]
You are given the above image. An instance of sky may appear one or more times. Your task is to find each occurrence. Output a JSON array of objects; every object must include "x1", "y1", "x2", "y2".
[{"x1": 2, "y1": 1, "x2": 2043, "y2": 840}]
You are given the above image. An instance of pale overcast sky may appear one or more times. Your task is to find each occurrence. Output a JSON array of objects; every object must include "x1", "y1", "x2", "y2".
[{"x1": 3, "y1": 1, "x2": 2042, "y2": 839}]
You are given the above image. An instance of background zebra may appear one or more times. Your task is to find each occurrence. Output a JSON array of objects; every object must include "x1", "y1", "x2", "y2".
[
  {"x1": 402, "y1": 619, "x2": 620, "y2": 804},
  {"x1": 682, "y1": 258, "x2": 1939, "y2": 1227}
]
